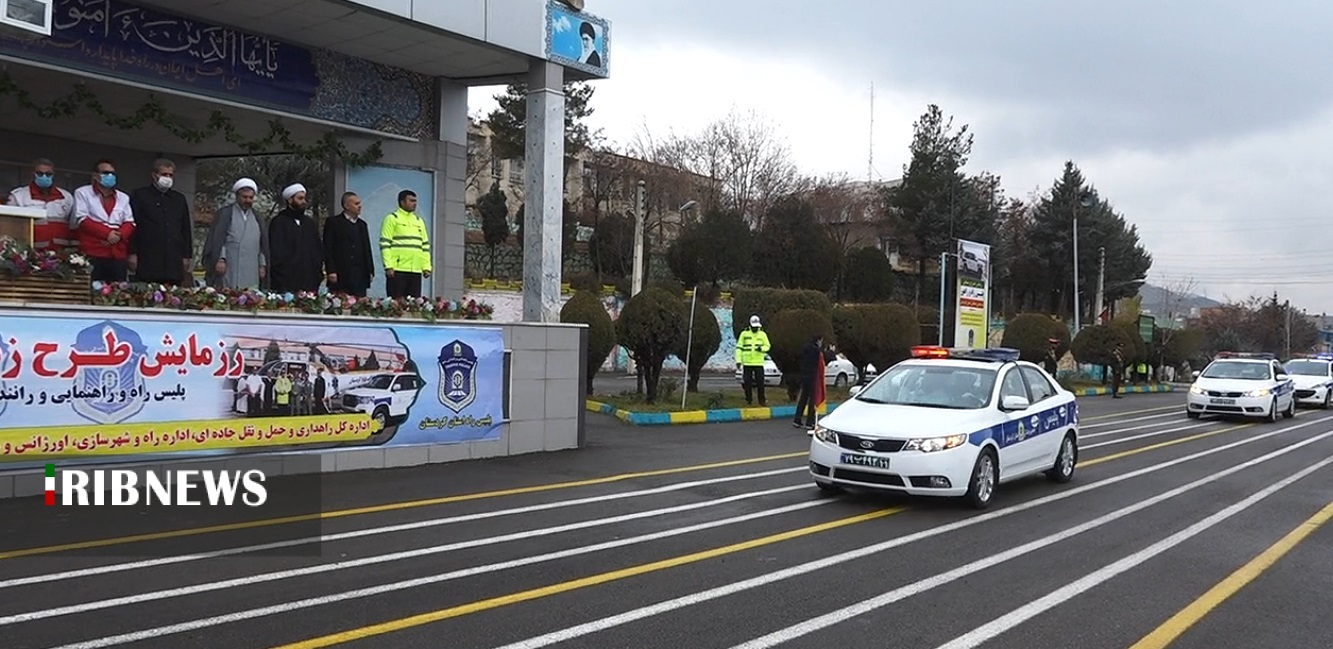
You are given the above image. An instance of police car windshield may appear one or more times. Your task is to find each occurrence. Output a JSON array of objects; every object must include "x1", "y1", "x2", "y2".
[
  {"x1": 1282, "y1": 360, "x2": 1328, "y2": 376},
  {"x1": 1200, "y1": 361, "x2": 1271, "y2": 380},
  {"x1": 365, "y1": 374, "x2": 397, "y2": 390},
  {"x1": 856, "y1": 364, "x2": 996, "y2": 409}
]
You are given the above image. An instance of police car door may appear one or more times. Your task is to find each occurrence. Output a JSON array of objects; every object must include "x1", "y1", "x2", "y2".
[
  {"x1": 1019, "y1": 365, "x2": 1067, "y2": 470},
  {"x1": 996, "y1": 367, "x2": 1040, "y2": 475},
  {"x1": 1273, "y1": 361, "x2": 1293, "y2": 410}
]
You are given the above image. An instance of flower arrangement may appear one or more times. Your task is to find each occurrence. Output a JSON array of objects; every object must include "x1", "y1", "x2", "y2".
[
  {"x1": 0, "y1": 236, "x2": 91, "y2": 279},
  {"x1": 89, "y1": 282, "x2": 494, "y2": 322}
]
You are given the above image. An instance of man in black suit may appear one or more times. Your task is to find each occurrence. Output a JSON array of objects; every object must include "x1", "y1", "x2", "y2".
[
  {"x1": 793, "y1": 334, "x2": 824, "y2": 429},
  {"x1": 323, "y1": 191, "x2": 374, "y2": 296}
]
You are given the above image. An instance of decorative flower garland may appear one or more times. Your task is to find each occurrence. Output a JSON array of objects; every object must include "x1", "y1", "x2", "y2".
[
  {"x1": 0, "y1": 236, "x2": 91, "y2": 279},
  {"x1": 0, "y1": 72, "x2": 383, "y2": 167},
  {"x1": 91, "y1": 282, "x2": 494, "y2": 322}
]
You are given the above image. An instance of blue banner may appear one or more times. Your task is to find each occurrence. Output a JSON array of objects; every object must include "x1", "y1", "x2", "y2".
[
  {"x1": 0, "y1": 308, "x2": 506, "y2": 466},
  {"x1": 0, "y1": 0, "x2": 320, "y2": 113}
]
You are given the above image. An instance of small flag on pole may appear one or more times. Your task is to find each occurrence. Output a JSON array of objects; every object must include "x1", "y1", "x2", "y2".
[{"x1": 44, "y1": 463, "x2": 56, "y2": 506}]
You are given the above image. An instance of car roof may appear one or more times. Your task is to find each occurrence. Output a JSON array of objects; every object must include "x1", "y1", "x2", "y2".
[
  {"x1": 898, "y1": 358, "x2": 1015, "y2": 370},
  {"x1": 1208, "y1": 357, "x2": 1272, "y2": 364}
]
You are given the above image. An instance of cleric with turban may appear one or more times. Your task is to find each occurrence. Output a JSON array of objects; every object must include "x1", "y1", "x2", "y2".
[
  {"x1": 267, "y1": 182, "x2": 324, "y2": 294},
  {"x1": 202, "y1": 177, "x2": 268, "y2": 289}
]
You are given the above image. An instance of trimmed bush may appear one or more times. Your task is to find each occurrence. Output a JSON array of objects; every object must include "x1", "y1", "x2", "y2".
[
  {"x1": 670, "y1": 300, "x2": 722, "y2": 392},
  {"x1": 1072, "y1": 324, "x2": 1135, "y2": 366},
  {"x1": 615, "y1": 286, "x2": 687, "y2": 403},
  {"x1": 1112, "y1": 319, "x2": 1149, "y2": 365},
  {"x1": 766, "y1": 308, "x2": 835, "y2": 399},
  {"x1": 731, "y1": 288, "x2": 832, "y2": 339},
  {"x1": 1002, "y1": 313, "x2": 1071, "y2": 363},
  {"x1": 832, "y1": 303, "x2": 921, "y2": 379},
  {"x1": 559, "y1": 290, "x2": 616, "y2": 395}
]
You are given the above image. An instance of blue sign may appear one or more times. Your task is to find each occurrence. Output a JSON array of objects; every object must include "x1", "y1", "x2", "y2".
[
  {"x1": 0, "y1": 308, "x2": 506, "y2": 468},
  {"x1": 0, "y1": 0, "x2": 319, "y2": 113},
  {"x1": 545, "y1": 0, "x2": 609, "y2": 77}
]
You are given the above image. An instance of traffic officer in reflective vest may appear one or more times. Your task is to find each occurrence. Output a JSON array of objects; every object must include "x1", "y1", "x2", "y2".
[
  {"x1": 379, "y1": 189, "x2": 431, "y2": 298},
  {"x1": 736, "y1": 314, "x2": 771, "y2": 406}
]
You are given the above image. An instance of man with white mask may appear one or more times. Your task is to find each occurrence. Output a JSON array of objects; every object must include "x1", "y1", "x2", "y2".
[
  {"x1": 128, "y1": 158, "x2": 193, "y2": 286},
  {"x1": 202, "y1": 177, "x2": 268, "y2": 289}
]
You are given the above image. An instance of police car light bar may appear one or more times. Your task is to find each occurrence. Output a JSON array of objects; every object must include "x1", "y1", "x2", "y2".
[
  {"x1": 1315, "y1": 353, "x2": 1333, "y2": 361},
  {"x1": 1216, "y1": 351, "x2": 1277, "y2": 360},
  {"x1": 909, "y1": 346, "x2": 1021, "y2": 363}
]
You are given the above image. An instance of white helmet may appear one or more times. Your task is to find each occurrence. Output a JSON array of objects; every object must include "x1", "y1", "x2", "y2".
[{"x1": 749, "y1": 315, "x2": 761, "y2": 327}]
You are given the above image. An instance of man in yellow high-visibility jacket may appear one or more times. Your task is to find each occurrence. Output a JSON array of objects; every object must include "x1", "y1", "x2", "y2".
[
  {"x1": 379, "y1": 189, "x2": 431, "y2": 298},
  {"x1": 736, "y1": 314, "x2": 771, "y2": 406}
]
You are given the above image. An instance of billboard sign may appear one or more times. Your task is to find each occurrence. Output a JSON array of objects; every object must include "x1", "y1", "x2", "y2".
[{"x1": 954, "y1": 239, "x2": 991, "y2": 349}]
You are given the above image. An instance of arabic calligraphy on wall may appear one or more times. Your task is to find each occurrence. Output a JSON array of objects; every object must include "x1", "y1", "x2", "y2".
[{"x1": 0, "y1": 0, "x2": 439, "y2": 140}]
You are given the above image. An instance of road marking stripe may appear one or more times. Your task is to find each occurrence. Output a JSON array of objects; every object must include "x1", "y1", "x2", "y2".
[
  {"x1": 1126, "y1": 499, "x2": 1333, "y2": 649},
  {"x1": 0, "y1": 451, "x2": 807, "y2": 559},
  {"x1": 1081, "y1": 410, "x2": 1177, "y2": 428},
  {"x1": 490, "y1": 414, "x2": 1333, "y2": 649},
  {"x1": 0, "y1": 486, "x2": 815, "y2": 620},
  {"x1": 1081, "y1": 424, "x2": 1249, "y2": 467},
  {"x1": 932, "y1": 457, "x2": 1333, "y2": 649},
  {"x1": 50, "y1": 498, "x2": 855, "y2": 649},
  {"x1": 1084, "y1": 423, "x2": 1220, "y2": 449},
  {"x1": 259, "y1": 507, "x2": 901, "y2": 649},
  {"x1": 1083, "y1": 419, "x2": 1209, "y2": 439},
  {"x1": 0, "y1": 468, "x2": 806, "y2": 589},
  {"x1": 1081, "y1": 405, "x2": 1178, "y2": 421}
]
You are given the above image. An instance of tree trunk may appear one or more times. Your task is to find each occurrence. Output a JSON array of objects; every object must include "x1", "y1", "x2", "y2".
[{"x1": 687, "y1": 365, "x2": 700, "y2": 393}]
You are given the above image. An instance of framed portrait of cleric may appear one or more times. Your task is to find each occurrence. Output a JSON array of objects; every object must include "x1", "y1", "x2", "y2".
[{"x1": 544, "y1": 0, "x2": 609, "y2": 78}]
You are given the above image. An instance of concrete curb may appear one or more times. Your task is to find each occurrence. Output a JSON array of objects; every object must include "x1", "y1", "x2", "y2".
[{"x1": 587, "y1": 384, "x2": 1175, "y2": 426}]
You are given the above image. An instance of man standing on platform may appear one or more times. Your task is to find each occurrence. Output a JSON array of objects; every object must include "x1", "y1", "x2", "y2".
[
  {"x1": 73, "y1": 159, "x2": 135, "y2": 283},
  {"x1": 128, "y1": 158, "x2": 193, "y2": 286},
  {"x1": 202, "y1": 178, "x2": 267, "y2": 290},
  {"x1": 7, "y1": 158, "x2": 74, "y2": 252},
  {"x1": 323, "y1": 191, "x2": 373, "y2": 296},
  {"x1": 268, "y1": 183, "x2": 324, "y2": 294},
  {"x1": 379, "y1": 190, "x2": 430, "y2": 298}
]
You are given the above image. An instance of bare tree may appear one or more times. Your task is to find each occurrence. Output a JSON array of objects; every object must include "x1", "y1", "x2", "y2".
[{"x1": 805, "y1": 172, "x2": 883, "y2": 258}]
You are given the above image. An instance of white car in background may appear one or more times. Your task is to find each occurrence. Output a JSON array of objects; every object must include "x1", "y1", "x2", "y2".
[
  {"x1": 808, "y1": 345, "x2": 1079, "y2": 509},
  {"x1": 1281, "y1": 354, "x2": 1333, "y2": 409},
  {"x1": 734, "y1": 354, "x2": 870, "y2": 388},
  {"x1": 1185, "y1": 352, "x2": 1296, "y2": 421}
]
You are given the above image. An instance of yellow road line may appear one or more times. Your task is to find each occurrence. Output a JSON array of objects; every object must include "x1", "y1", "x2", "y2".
[
  {"x1": 268, "y1": 506, "x2": 905, "y2": 649},
  {"x1": 1082, "y1": 404, "x2": 1179, "y2": 421},
  {"x1": 1082, "y1": 424, "x2": 1250, "y2": 467},
  {"x1": 1128, "y1": 497, "x2": 1333, "y2": 648},
  {"x1": 0, "y1": 451, "x2": 807, "y2": 560}
]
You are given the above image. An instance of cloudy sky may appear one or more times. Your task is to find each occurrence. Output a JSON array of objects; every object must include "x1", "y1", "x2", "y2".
[{"x1": 470, "y1": 0, "x2": 1333, "y2": 314}]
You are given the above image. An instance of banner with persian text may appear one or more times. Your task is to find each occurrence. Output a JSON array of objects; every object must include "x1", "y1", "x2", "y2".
[
  {"x1": 0, "y1": 309, "x2": 505, "y2": 466},
  {"x1": 954, "y1": 239, "x2": 991, "y2": 348}
]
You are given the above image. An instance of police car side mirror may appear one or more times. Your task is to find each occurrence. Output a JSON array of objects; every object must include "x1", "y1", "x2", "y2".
[
  {"x1": 849, "y1": 385, "x2": 862, "y2": 397},
  {"x1": 1276, "y1": 374, "x2": 1289, "y2": 381},
  {"x1": 1191, "y1": 371, "x2": 1200, "y2": 380},
  {"x1": 1000, "y1": 395, "x2": 1030, "y2": 411}
]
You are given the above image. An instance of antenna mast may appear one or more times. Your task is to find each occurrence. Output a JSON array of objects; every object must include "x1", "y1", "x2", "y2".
[{"x1": 868, "y1": 81, "x2": 874, "y2": 183}]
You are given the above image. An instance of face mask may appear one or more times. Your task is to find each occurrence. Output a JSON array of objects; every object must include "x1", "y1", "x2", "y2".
[
  {"x1": 98, "y1": 173, "x2": 116, "y2": 189},
  {"x1": 155, "y1": 176, "x2": 173, "y2": 191},
  {"x1": 33, "y1": 174, "x2": 52, "y2": 189}
]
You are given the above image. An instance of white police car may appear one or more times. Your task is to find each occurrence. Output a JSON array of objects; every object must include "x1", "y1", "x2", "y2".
[
  {"x1": 808, "y1": 346, "x2": 1079, "y2": 509},
  {"x1": 1185, "y1": 352, "x2": 1296, "y2": 421},
  {"x1": 1282, "y1": 354, "x2": 1333, "y2": 409}
]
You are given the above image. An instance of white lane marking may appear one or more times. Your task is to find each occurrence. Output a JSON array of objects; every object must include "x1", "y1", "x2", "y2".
[
  {"x1": 1084, "y1": 424, "x2": 1220, "y2": 449},
  {"x1": 727, "y1": 429, "x2": 1333, "y2": 649},
  {"x1": 490, "y1": 412, "x2": 1333, "y2": 649},
  {"x1": 0, "y1": 465, "x2": 804, "y2": 589},
  {"x1": 47, "y1": 498, "x2": 836, "y2": 649},
  {"x1": 932, "y1": 453, "x2": 1333, "y2": 649},
  {"x1": 1082, "y1": 420, "x2": 1209, "y2": 439},
  {"x1": 1081, "y1": 411, "x2": 1177, "y2": 428},
  {"x1": 0, "y1": 482, "x2": 814, "y2": 625}
]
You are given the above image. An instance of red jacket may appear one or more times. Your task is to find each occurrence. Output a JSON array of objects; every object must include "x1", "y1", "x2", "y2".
[{"x1": 73, "y1": 185, "x2": 135, "y2": 259}]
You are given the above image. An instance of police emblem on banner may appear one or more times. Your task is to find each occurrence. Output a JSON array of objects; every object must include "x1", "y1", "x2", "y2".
[
  {"x1": 438, "y1": 340, "x2": 478, "y2": 413},
  {"x1": 70, "y1": 321, "x2": 148, "y2": 425}
]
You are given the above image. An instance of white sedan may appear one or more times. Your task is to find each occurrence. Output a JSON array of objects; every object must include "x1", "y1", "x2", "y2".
[
  {"x1": 734, "y1": 354, "x2": 870, "y2": 388},
  {"x1": 1185, "y1": 353, "x2": 1296, "y2": 421},
  {"x1": 1282, "y1": 355, "x2": 1333, "y2": 409},
  {"x1": 808, "y1": 346, "x2": 1080, "y2": 509}
]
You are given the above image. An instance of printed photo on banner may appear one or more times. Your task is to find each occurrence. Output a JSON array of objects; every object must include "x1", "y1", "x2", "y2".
[
  {"x1": 0, "y1": 310, "x2": 506, "y2": 467},
  {"x1": 954, "y1": 238, "x2": 991, "y2": 349},
  {"x1": 545, "y1": 0, "x2": 610, "y2": 76}
]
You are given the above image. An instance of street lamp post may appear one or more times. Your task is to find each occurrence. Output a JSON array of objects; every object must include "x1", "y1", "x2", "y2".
[{"x1": 1072, "y1": 193, "x2": 1094, "y2": 332}]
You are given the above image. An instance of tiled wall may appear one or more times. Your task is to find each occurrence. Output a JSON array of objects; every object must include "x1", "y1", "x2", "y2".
[{"x1": 0, "y1": 319, "x2": 588, "y2": 500}]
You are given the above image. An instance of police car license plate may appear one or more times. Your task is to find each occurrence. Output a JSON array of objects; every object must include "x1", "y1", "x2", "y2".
[
  {"x1": 1210, "y1": 398, "x2": 1237, "y2": 405},
  {"x1": 841, "y1": 453, "x2": 890, "y2": 470}
]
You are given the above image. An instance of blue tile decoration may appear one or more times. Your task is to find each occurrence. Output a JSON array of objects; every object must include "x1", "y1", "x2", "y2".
[{"x1": 0, "y1": 0, "x2": 438, "y2": 140}]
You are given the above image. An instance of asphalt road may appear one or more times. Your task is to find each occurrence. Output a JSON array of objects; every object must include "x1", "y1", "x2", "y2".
[{"x1": 4, "y1": 392, "x2": 1333, "y2": 649}]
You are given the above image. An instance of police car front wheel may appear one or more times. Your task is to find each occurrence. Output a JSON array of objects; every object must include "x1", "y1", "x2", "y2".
[
  {"x1": 1046, "y1": 433, "x2": 1077, "y2": 484},
  {"x1": 962, "y1": 449, "x2": 998, "y2": 509}
]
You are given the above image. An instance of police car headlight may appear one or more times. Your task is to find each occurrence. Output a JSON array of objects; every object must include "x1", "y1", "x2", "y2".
[
  {"x1": 1244, "y1": 389, "x2": 1271, "y2": 397},
  {"x1": 904, "y1": 434, "x2": 969, "y2": 453},
  {"x1": 1189, "y1": 385, "x2": 1205, "y2": 395},
  {"x1": 812, "y1": 425, "x2": 838, "y2": 444}
]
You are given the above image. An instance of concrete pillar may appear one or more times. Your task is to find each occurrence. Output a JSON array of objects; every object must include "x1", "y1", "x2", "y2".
[
  {"x1": 438, "y1": 78, "x2": 469, "y2": 298},
  {"x1": 521, "y1": 60, "x2": 565, "y2": 323}
]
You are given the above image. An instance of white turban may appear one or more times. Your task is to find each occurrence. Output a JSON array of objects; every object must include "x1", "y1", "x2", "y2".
[
  {"x1": 282, "y1": 183, "x2": 306, "y2": 201},
  {"x1": 232, "y1": 178, "x2": 257, "y2": 194}
]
